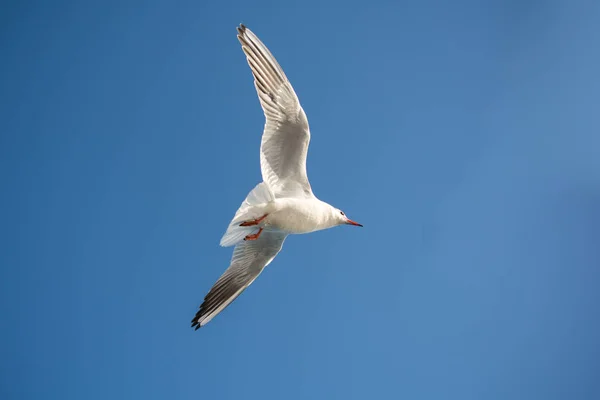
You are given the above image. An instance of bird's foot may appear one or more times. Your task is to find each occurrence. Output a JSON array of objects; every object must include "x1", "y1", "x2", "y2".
[
  {"x1": 244, "y1": 227, "x2": 263, "y2": 241},
  {"x1": 239, "y1": 214, "x2": 268, "y2": 226}
]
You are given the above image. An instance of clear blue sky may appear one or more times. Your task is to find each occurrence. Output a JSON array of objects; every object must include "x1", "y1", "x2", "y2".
[{"x1": 2, "y1": 0, "x2": 600, "y2": 399}]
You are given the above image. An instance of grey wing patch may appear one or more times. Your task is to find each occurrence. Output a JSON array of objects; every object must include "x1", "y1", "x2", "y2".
[
  {"x1": 191, "y1": 266, "x2": 253, "y2": 329},
  {"x1": 191, "y1": 232, "x2": 287, "y2": 329},
  {"x1": 236, "y1": 24, "x2": 291, "y2": 114}
]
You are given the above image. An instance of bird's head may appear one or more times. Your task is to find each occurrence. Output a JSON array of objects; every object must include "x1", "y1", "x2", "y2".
[{"x1": 332, "y1": 207, "x2": 363, "y2": 227}]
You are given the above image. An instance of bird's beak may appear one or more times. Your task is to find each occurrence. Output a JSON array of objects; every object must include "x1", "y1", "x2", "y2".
[{"x1": 346, "y1": 219, "x2": 363, "y2": 227}]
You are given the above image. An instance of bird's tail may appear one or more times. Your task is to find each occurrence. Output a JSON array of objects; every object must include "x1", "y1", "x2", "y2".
[{"x1": 220, "y1": 182, "x2": 274, "y2": 247}]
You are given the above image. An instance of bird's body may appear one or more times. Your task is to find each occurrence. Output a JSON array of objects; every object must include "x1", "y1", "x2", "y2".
[
  {"x1": 264, "y1": 197, "x2": 340, "y2": 234},
  {"x1": 191, "y1": 25, "x2": 361, "y2": 329}
]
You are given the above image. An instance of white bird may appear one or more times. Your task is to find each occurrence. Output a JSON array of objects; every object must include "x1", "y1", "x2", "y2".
[{"x1": 191, "y1": 24, "x2": 362, "y2": 329}]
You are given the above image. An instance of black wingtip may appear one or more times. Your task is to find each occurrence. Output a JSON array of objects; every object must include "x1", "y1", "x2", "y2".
[
  {"x1": 238, "y1": 24, "x2": 246, "y2": 35},
  {"x1": 191, "y1": 309, "x2": 203, "y2": 330}
]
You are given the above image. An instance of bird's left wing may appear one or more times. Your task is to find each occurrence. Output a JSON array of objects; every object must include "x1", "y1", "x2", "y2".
[
  {"x1": 237, "y1": 24, "x2": 313, "y2": 199},
  {"x1": 191, "y1": 231, "x2": 287, "y2": 328}
]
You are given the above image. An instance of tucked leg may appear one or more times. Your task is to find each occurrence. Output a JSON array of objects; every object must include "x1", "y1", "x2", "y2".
[
  {"x1": 239, "y1": 214, "x2": 268, "y2": 227},
  {"x1": 244, "y1": 227, "x2": 263, "y2": 241}
]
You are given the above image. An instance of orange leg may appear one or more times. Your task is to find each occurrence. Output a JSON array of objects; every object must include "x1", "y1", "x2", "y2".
[
  {"x1": 244, "y1": 227, "x2": 263, "y2": 241},
  {"x1": 239, "y1": 214, "x2": 268, "y2": 227}
]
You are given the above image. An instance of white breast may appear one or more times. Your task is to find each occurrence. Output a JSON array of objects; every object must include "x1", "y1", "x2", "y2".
[{"x1": 265, "y1": 198, "x2": 333, "y2": 234}]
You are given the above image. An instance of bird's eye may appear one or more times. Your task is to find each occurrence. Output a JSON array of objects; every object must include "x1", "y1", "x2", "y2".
[{"x1": 340, "y1": 211, "x2": 345, "y2": 216}]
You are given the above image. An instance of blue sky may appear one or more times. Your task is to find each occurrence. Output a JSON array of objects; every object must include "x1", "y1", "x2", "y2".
[{"x1": 2, "y1": 0, "x2": 600, "y2": 398}]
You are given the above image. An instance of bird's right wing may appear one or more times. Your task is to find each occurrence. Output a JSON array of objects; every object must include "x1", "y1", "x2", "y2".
[
  {"x1": 191, "y1": 231, "x2": 287, "y2": 328},
  {"x1": 237, "y1": 24, "x2": 313, "y2": 199}
]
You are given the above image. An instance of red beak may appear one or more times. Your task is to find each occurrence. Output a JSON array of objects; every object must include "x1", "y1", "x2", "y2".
[{"x1": 346, "y1": 219, "x2": 363, "y2": 227}]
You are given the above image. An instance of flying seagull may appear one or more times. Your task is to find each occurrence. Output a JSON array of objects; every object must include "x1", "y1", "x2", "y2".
[{"x1": 191, "y1": 24, "x2": 362, "y2": 329}]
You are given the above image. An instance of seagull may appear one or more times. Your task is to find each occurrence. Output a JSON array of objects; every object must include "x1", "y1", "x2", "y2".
[{"x1": 191, "y1": 24, "x2": 362, "y2": 329}]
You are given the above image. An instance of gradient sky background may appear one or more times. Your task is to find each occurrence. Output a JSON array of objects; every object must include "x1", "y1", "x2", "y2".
[{"x1": 2, "y1": 0, "x2": 600, "y2": 399}]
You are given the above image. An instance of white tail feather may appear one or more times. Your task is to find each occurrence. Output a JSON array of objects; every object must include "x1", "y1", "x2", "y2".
[{"x1": 220, "y1": 183, "x2": 274, "y2": 247}]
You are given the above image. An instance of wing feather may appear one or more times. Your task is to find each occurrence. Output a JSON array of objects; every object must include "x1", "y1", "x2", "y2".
[
  {"x1": 191, "y1": 232, "x2": 287, "y2": 328},
  {"x1": 237, "y1": 24, "x2": 313, "y2": 198}
]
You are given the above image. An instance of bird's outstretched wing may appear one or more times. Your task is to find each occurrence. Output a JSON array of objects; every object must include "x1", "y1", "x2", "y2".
[
  {"x1": 237, "y1": 24, "x2": 313, "y2": 198},
  {"x1": 191, "y1": 231, "x2": 287, "y2": 328}
]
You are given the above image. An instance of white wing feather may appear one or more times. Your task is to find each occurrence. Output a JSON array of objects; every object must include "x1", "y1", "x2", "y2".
[
  {"x1": 191, "y1": 232, "x2": 287, "y2": 328},
  {"x1": 237, "y1": 25, "x2": 313, "y2": 198}
]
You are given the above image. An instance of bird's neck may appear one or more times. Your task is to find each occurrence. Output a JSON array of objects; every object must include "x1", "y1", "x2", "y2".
[{"x1": 314, "y1": 200, "x2": 337, "y2": 230}]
